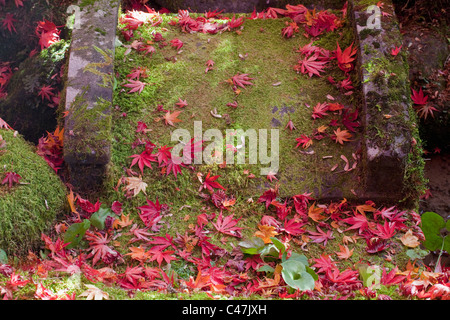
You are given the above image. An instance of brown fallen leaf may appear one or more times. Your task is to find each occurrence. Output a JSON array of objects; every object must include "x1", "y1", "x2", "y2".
[
  {"x1": 123, "y1": 176, "x2": 147, "y2": 197},
  {"x1": 400, "y1": 229, "x2": 420, "y2": 248}
]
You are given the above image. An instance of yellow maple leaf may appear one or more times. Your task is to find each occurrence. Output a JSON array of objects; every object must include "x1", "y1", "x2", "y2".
[{"x1": 254, "y1": 224, "x2": 279, "y2": 244}]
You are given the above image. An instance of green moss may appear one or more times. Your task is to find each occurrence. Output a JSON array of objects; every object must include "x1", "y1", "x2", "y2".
[{"x1": 0, "y1": 129, "x2": 67, "y2": 256}]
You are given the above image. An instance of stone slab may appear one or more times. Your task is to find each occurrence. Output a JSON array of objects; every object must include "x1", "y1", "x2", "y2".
[{"x1": 63, "y1": 0, "x2": 120, "y2": 193}]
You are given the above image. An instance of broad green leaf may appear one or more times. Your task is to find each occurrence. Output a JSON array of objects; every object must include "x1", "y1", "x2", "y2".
[
  {"x1": 281, "y1": 259, "x2": 315, "y2": 291},
  {"x1": 90, "y1": 207, "x2": 117, "y2": 230},
  {"x1": 238, "y1": 237, "x2": 265, "y2": 255},
  {"x1": 64, "y1": 219, "x2": 91, "y2": 249},
  {"x1": 259, "y1": 243, "x2": 281, "y2": 260},
  {"x1": 421, "y1": 212, "x2": 446, "y2": 251},
  {"x1": 257, "y1": 264, "x2": 275, "y2": 274},
  {"x1": 270, "y1": 237, "x2": 286, "y2": 254},
  {"x1": 0, "y1": 249, "x2": 7, "y2": 264},
  {"x1": 287, "y1": 252, "x2": 310, "y2": 266}
]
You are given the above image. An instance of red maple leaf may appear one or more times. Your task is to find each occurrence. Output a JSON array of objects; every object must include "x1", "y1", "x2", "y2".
[
  {"x1": 126, "y1": 67, "x2": 148, "y2": 80},
  {"x1": 175, "y1": 97, "x2": 188, "y2": 108},
  {"x1": 342, "y1": 212, "x2": 370, "y2": 234},
  {"x1": 123, "y1": 79, "x2": 146, "y2": 94},
  {"x1": 381, "y1": 267, "x2": 406, "y2": 286},
  {"x1": 38, "y1": 30, "x2": 60, "y2": 50},
  {"x1": 311, "y1": 102, "x2": 329, "y2": 119},
  {"x1": 199, "y1": 171, "x2": 226, "y2": 192},
  {"x1": 85, "y1": 231, "x2": 118, "y2": 266},
  {"x1": 284, "y1": 119, "x2": 296, "y2": 131},
  {"x1": 76, "y1": 196, "x2": 101, "y2": 213},
  {"x1": 371, "y1": 221, "x2": 397, "y2": 239},
  {"x1": 295, "y1": 134, "x2": 313, "y2": 149},
  {"x1": 1, "y1": 13, "x2": 17, "y2": 33},
  {"x1": 281, "y1": 22, "x2": 299, "y2": 38},
  {"x1": 312, "y1": 254, "x2": 337, "y2": 274},
  {"x1": 164, "y1": 157, "x2": 183, "y2": 179},
  {"x1": 326, "y1": 268, "x2": 360, "y2": 285},
  {"x1": 138, "y1": 199, "x2": 164, "y2": 230},
  {"x1": 148, "y1": 248, "x2": 177, "y2": 266},
  {"x1": 212, "y1": 211, "x2": 243, "y2": 238},
  {"x1": 2, "y1": 171, "x2": 21, "y2": 188},
  {"x1": 258, "y1": 185, "x2": 278, "y2": 209},
  {"x1": 229, "y1": 73, "x2": 254, "y2": 88},
  {"x1": 415, "y1": 103, "x2": 438, "y2": 120},
  {"x1": 148, "y1": 233, "x2": 174, "y2": 251},
  {"x1": 410, "y1": 88, "x2": 428, "y2": 105},
  {"x1": 129, "y1": 150, "x2": 156, "y2": 174},
  {"x1": 336, "y1": 41, "x2": 357, "y2": 73},
  {"x1": 38, "y1": 85, "x2": 55, "y2": 101},
  {"x1": 365, "y1": 237, "x2": 390, "y2": 253},
  {"x1": 292, "y1": 192, "x2": 314, "y2": 214},
  {"x1": 228, "y1": 15, "x2": 244, "y2": 29},
  {"x1": 390, "y1": 45, "x2": 402, "y2": 56},
  {"x1": 282, "y1": 217, "x2": 306, "y2": 236},
  {"x1": 138, "y1": 44, "x2": 156, "y2": 55},
  {"x1": 204, "y1": 9, "x2": 224, "y2": 19},
  {"x1": 154, "y1": 145, "x2": 172, "y2": 166},
  {"x1": 170, "y1": 38, "x2": 184, "y2": 50},
  {"x1": 308, "y1": 226, "x2": 334, "y2": 246},
  {"x1": 295, "y1": 53, "x2": 328, "y2": 77}
]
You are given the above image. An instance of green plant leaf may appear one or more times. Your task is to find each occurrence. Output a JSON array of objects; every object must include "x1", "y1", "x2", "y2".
[
  {"x1": 281, "y1": 259, "x2": 316, "y2": 291},
  {"x1": 64, "y1": 219, "x2": 91, "y2": 249},
  {"x1": 0, "y1": 249, "x2": 7, "y2": 264},
  {"x1": 259, "y1": 243, "x2": 281, "y2": 260},
  {"x1": 287, "y1": 252, "x2": 310, "y2": 266},
  {"x1": 270, "y1": 237, "x2": 286, "y2": 254},
  {"x1": 421, "y1": 212, "x2": 446, "y2": 251},
  {"x1": 90, "y1": 207, "x2": 117, "y2": 230},
  {"x1": 238, "y1": 237, "x2": 265, "y2": 255},
  {"x1": 257, "y1": 264, "x2": 275, "y2": 274}
]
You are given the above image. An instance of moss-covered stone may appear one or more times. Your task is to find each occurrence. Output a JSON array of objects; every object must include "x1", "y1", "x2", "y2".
[{"x1": 0, "y1": 128, "x2": 67, "y2": 256}]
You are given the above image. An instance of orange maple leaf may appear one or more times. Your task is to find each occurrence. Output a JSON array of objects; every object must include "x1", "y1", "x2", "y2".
[
  {"x1": 336, "y1": 244, "x2": 354, "y2": 260},
  {"x1": 125, "y1": 246, "x2": 150, "y2": 262},
  {"x1": 308, "y1": 202, "x2": 326, "y2": 222},
  {"x1": 254, "y1": 224, "x2": 279, "y2": 244},
  {"x1": 332, "y1": 127, "x2": 352, "y2": 144},
  {"x1": 163, "y1": 110, "x2": 182, "y2": 126},
  {"x1": 113, "y1": 214, "x2": 133, "y2": 229}
]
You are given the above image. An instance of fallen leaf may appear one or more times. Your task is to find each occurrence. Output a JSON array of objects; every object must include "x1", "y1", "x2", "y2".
[
  {"x1": 400, "y1": 229, "x2": 420, "y2": 248},
  {"x1": 79, "y1": 284, "x2": 109, "y2": 300}
]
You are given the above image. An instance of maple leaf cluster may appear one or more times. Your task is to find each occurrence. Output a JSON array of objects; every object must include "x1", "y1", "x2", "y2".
[
  {"x1": 293, "y1": 101, "x2": 359, "y2": 149},
  {"x1": 35, "y1": 20, "x2": 61, "y2": 51},
  {"x1": 36, "y1": 126, "x2": 64, "y2": 172}
]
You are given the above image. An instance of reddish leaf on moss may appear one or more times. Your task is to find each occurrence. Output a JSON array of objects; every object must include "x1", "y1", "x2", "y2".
[
  {"x1": 2, "y1": 171, "x2": 21, "y2": 188},
  {"x1": 123, "y1": 79, "x2": 146, "y2": 94},
  {"x1": 199, "y1": 171, "x2": 226, "y2": 192},
  {"x1": 212, "y1": 211, "x2": 243, "y2": 238}
]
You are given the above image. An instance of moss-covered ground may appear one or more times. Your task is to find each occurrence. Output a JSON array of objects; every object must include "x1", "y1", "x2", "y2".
[
  {"x1": 107, "y1": 12, "x2": 362, "y2": 233},
  {"x1": 0, "y1": 129, "x2": 67, "y2": 256}
]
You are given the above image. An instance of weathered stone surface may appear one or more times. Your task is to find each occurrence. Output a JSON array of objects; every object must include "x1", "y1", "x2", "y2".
[
  {"x1": 349, "y1": 0, "x2": 422, "y2": 205},
  {"x1": 63, "y1": 0, "x2": 120, "y2": 194}
]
